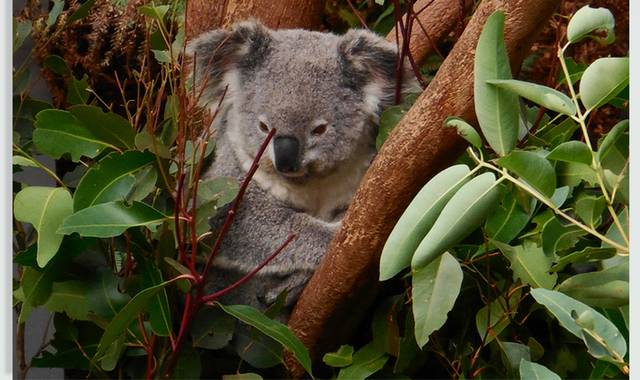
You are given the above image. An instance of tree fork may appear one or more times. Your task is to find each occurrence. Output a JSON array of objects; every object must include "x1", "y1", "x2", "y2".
[{"x1": 286, "y1": 0, "x2": 559, "y2": 377}]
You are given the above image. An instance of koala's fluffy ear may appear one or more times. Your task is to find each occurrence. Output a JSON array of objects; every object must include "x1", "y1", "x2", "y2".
[{"x1": 186, "y1": 20, "x2": 271, "y2": 106}]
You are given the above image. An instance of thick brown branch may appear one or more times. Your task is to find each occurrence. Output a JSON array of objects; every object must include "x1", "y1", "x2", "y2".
[
  {"x1": 386, "y1": 0, "x2": 475, "y2": 64},
  {"x1": 286, "y1": 0, "x2": 559, "y2": 377}
]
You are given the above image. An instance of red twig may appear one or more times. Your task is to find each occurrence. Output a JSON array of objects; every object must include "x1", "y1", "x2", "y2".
[
  {"x1": 202, "y1": 234, "x2": 297, "y2": 304},
  {"x1": 200, "y1": 128, "x2": 276, "y2": 279}
]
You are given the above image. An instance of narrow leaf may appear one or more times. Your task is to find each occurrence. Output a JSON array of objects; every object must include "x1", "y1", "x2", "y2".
[
  {"x1": 474, "y1": 11, "x2": 519, "y2": 155},
  {"x1": 494, "y1": 241, "x2": 557, "y2": 289},
  {"x1": 557, "y1": 260, "x2": 628, "y2": 308},
  {"x1": 380, "y1": 164, "x2": 471, "y2": 280},
  {"x1": 487, "y1": 79, "x2": 576, "y2": 115},
  {"x1": 412, "y1": 252, "x2": 463, "y2": 347},
  {"x1": 411, "y1": 172, "x2": 499, "y2": 269},
  {"x1": 59, "y1": 201, "x2": 168, "y2": 238},
  {"x1": 217, "y1": 303, "x2": 313, "y2": 377}
]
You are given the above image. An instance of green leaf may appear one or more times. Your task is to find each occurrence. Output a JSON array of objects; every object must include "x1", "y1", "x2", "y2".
[
  {"x1": 376, "y1": 105, "x2": 406, "y2": 149},
  {"x1": 380, "y1": 164, "x2": 472, "y2": 280},
  {"x1": 597, "y1": 119, "x2": 628, "y2": 171},
  {"x1": 530, "y1": 289, "x2": 627, "y2": 361},
  {"x1": 33, "y1": 108, "x2": 129, "y2": 161},
  {"x1": 323, "y1": 345, "x2": 354, "y2": 368},
  {"x1": 497, "y1": 150, "x2": 556, "y2": 198},
  {"x1": 136, "y1": 255, "x2": 173, "y2": 337},
  {"x1": 68, "y1": 0, "x2": 96, "y2": 22},
  {"x1": 87, "y1": 269, "x2": 131, "y2": 319},
  {"x1": 126, "y1": 166, "x2": 158, "y2": 202},
  {"x1": 541, "y1": 217, "x2": 586, "y2": 256},
  {"x1": 47, "y1": 0, "x2": 64, "y2": 26},
  {"x1": 575, "y1": 194, "x2": 606, "y2": 227},
  {"x1": 67, "y1": 74, "x2": 90, "y2": 105},
  {"x1": 494, "y1": 241, "x2": 557, "y2": 289},
  {"x1": 93, "y1": 278, "x2": 178, "y2": 362},
  {"x1": 519, "y1": 359, "x2": 562, "y2": 380},
  {"x1": 173, "y1": 344, "x2": 202, "y2": 380},
  {"x1": 444, "y1": 117, "x2": 482, "y2": 148},
  {"x1": 43, "y1": 281, "x2": 91, "y2": 320},
  {"x1": 135, "y1": 130, "x2": 171, "y2": 158},
  {"x1": 337, "y1": 343, "x2": 388, "y2": 380},
  {"x1": 550, "y1": 186, "x2": 571, "y2": 208},
  {"x1": 498, "y1": 341, "x2": 530, "y2": 372},
  {"x1": 198, "y1": 177, "x2": 239, "y2": 205},
  {"x1": 475, "y1": 289, "x2": 520, "y2": 345},
  {"x1": 579, "y1": 57, "x2": 629, "y2": 110},
  {"x1": 74, "y1": 151, "x2": 155, "y2": 211},
  {"x1": 487, "y1": 79, "x2": 576, "y2": 116},
  {"x1": 567, "y1": 6, "x2": 615, "y2": 44},
  {"x1": 13, "y1": 155, "x2": 38, "y2": 167},
  {"x1": 13, "y1": 18, "x2": 32, "y2": 52},
  {"x1": 163, "y1": 257, "x2": 192, "y2": 293},
  {"x1": 59, "y1": 201, "x2": 168, "y2": 238},
  {"x1": 550, "y1": 247, "x2": 616, "y2": 272},
  {"x1": 217, "y1": 303, "x2": 313, "y2": 377},
  {"x1": 412, "y1": 172, "x2": 499, "y2": 269},
  {"x1": 412, "y1": 252, "x2": 463, "y2": 347},
  {"x1": 43, "y1": 55, "x2": 71, "y2": 76},
  {"x1": 547, "y1": 141, "x2": 593, "y2": 165},
  {"x1": 70, "y1": 105, "x2": 136, "y2": 149},
  {"x1": 138, "y1": 4, "x2": 171, "y2": 21},
  {"x1": 14, "y1": 187, "x2": 73, "y2": 267},
  {"x1": 556, "y1": 162, "x2": 598, "y2": 188},
  {"x1": 473, "y1": 11, "x2": 519, "y2": 156},
  {"x1": 535, "y1": 118, "x2": 580, "y2": 148},
  {"x1": 19, "y1": 267, "x2": 56, "y2": 322},
  {"x1": 557, "y1": 260, "x2": 628, "y2": 308},
  {"x1": 484, "y1": 186, "x2": 532, "y2": 243},
  {"x1": 100, "y1": 335, "x2": 126, "y2": 371},
  {"x1": 191, "y1": 306, "x2": 236, "y2": 350},
  {"x1": 223, "y1": 374, "x2": 263, "y2": 380}
]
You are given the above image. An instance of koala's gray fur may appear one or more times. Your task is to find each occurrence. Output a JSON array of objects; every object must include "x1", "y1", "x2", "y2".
[{"x1": 187, "y1": 20, "x2": 414, "y2": 316}]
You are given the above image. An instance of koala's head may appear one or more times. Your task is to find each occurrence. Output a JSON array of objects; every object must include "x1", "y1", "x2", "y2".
[{"x1": 187, "y1": 21, "x2": 407, "y2": 181}]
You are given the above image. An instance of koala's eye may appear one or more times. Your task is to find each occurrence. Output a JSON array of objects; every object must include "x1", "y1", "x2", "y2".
[
  {"x1": 311, "y1": 123, "x2": 328, "y2": 136},
  {"x1": 258, "y1": 121, "x2": 270, "y2": 134}
]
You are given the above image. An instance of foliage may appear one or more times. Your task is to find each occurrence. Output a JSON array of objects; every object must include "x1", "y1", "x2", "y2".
[
  {"x1": 13, "y1": 2, "x2": 311, "y2": 379},
  {"x1": 374, "y1": 5, "x2": 629, "y2": 379}
]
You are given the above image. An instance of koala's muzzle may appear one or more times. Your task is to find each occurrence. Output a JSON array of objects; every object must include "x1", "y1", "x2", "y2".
[{"x1": 273, "y1": 136, "x2": 300, "y2": 173}]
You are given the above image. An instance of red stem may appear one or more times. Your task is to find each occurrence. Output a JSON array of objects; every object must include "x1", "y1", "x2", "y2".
[
  {"x1": 200, "y1": 128, "x2": 276, "y2": 279},
  {"x1": 145, "y1": 334, "x2": 157, "y2": 380},
  {"x1": 201, "y1": 233, "x2": 297, "y2": 304}
]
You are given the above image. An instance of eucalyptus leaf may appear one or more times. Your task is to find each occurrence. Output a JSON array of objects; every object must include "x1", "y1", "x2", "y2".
[
  {"x1": 217, "y1": 303, "x2": 313, "y2": 377},
  {"x1": 530, "y1": 289, "x2": 627, "y2": 362},
  {"x1": 487, "y1": 79, "x2": 576, "y2": 115},
  {"x1": 497, "y1": 150, "x2": 556, "y2": 198},
  {"x1": 567, "y1": 6, "x2": 615, "y2": 44},
  {"x1": 191, "y1": 306, "x2": 236, "y2": 350},
  {"x1": 411, "y1": 172, "x2": 499, "y2": 269},
  {"x1": 337, "y1": 343, "x2": 388, "y2": 380},
  {"x1": 59, "y1": 201, "x2": 168, "y2": 238},
  {"x1": 557, "y1": 260, "x2": 628, "y2": 308},
  {"x1": 14, "y1": 187, "x2": 73, "y2": 267},
  {"x1": 43, "y1": 281, "x2": 91, "y2": 320},
  {"x1": 519, "y1": 359, "x2": 562, "y2": 380},
  {"x1": 323, "y1": 345, "x2": 354, "y2": 368},
  {"x1": 74, "y1": 151, "x2": 155, "y2": 211},
  {"x1": 575, "y1": 194, "x2": 606, "y2": 227},
  {"x1": 13, "y1": 155, "x2": 38, "y2": 167},
  {"x1": 547, "y1": 141, "x2": 593, "y2": 165},
  {"x1": 444, "y1": 117, "x2": 482, "y2": 148},
  {"x1": 13, "y1": 18, "x2": 32, "y2": 52},
  {"x1": 579, "y1": 57, "x2": 629, "y2": 111},
  {"x1": 380, "y1": 164, "x2": 472, "y2": 280},
  {"x1": 484, "y1": 187, "x2": 532, "y2": 244},
  {"x1": 136, "y1": 255, "x2": 173, "y2": 337},
  {"x1": 412, "y1": 252, "x2": 463, "y2": 347},
  {"x1": 493, "y1": 241, "x2": 557, "y2": 289},
  {"x1": 475, "y1": 288, "x2": 520, "y2": 345},
  {"x1": 474, "y1": 11, "x2": 519, "y2": 156},
  {"x1": 550, "y1": 247, "x2": 616, "y2": 272}
]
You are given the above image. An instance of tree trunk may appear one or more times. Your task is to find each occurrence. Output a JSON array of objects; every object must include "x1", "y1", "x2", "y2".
[
  {"x1": 186, "y1": 0, "x2": 325, "y2": 39},
  {"x1": 386, "y1": 0, "x2": 474, "y2": 64},
  {"x1": 286, "y1": 0, "x2": 559, "y2": 377}
]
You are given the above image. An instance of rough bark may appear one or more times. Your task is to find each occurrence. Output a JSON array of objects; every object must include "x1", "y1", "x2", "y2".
[
  {"x1": 286, "y1": 0, "x2": 559, "y2": 376},
  {"x1": 186, "y1": 0, "x2": 325, "y2": 39},
  {"x1": 386, "y1": 0, "x2": 474, "y2": 63}
]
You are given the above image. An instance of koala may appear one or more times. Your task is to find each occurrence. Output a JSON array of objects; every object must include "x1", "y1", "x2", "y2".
[{"x1": 187, "y1": 20, "x2": 414, "y2": 316}]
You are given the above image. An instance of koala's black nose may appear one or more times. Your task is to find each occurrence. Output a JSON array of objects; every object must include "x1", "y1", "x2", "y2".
[{"x1": 273, "y1": 136, "x2": 300, "y2": 173}]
